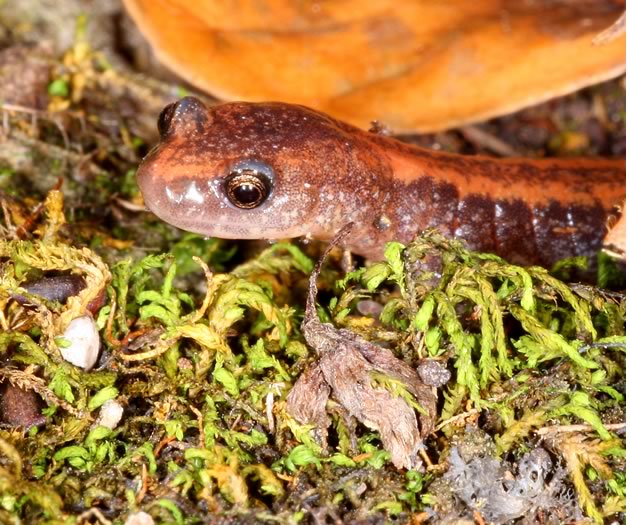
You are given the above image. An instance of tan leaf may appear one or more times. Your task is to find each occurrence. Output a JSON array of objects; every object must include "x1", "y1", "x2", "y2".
[{"x1": 123, "y1": 0, "x2": 625, "y2": 132}]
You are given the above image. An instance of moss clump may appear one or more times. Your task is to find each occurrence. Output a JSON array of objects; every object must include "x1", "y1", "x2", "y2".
[{"x1": 0, "y1": 188, "x2": 624, "y2": 524}]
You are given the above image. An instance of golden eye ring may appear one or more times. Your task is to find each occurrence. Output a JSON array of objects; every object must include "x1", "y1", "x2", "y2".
[{"x1": 224, "y1": 168, "x2": 272, "y2": 209}]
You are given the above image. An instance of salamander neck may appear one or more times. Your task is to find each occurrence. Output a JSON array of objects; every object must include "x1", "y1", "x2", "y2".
[{"x1": 366, "y1": 134, "x2": 624, "y2": 209}]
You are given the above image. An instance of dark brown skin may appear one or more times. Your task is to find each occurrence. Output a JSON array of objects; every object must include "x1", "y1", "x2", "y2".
[{"x1": 137, "y1": 96, "x2": 625, "y2": 266}]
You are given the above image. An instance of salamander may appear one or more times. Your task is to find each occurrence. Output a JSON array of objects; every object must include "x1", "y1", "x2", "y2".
[{"x1": 136, "y1": 96, "x2": 625, "y2": 266}]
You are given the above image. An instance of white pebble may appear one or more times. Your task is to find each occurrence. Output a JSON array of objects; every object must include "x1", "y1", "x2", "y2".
[
  {"x1": 124, "y1": 512, "x2": 154, "y2": 525},
  {"x1": 58, "y1": 315, "x2": 100, "y2": 370},
  {"x1": 96, "y1": 399, "x2": 124, "y2": 429}
]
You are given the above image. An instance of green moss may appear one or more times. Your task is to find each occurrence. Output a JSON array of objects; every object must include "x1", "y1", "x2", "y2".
[{"x1": 0, "y1": 187, "x2": 624, "y2": 523}]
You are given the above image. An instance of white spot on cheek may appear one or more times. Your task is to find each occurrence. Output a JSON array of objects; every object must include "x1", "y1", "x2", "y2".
[
  {"x1": 184, "y1": 181, "x2": 205, "y2": 204},
  {"x1": 166, "y1": 187, "x2": 183, "y2": 204},
  {"x1": 304, "y1": 182, "x2": 311, "y2": 189}
]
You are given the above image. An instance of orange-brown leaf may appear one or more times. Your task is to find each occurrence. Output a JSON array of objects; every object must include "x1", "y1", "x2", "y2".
[{"x1": 123, "y1": 0, "x2": 625, "y2": 132}]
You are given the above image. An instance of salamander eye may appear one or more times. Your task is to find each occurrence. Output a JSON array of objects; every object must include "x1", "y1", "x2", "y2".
[
  {"x1": 157, "y1": 102, "x2": 176, "y2": 137},
  {"x1": 224, "y1": 162, "x2": 274, "y2": 209}
]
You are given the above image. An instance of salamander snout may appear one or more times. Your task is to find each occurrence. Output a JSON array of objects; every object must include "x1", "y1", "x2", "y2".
[{"x1": 137, "y1": 98, "x2": 369, "y2": 242}]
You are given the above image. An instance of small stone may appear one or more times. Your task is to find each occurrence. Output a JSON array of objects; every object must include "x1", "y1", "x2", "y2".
[
  {"x1": 0, "y1": 383, "x2": 46, "y2": 429},
  {"x1": 96, "y1": 399, "x2": 124, "y2": 430},
  {"x1": 13, "y1": 274, "x2": 86, "y2": 305},
  {"x1": 356, "y1": 299, "x2": 383, "y2": 318},
  {"x1": 417, "y1": 359, "x2": 451, "y2": 387},
  {"x1": 58, "y1": 315, "x2": 100, "y2": 370},
  {"x1": 124, "y1": 511, "x2": 154, "y2": 525}
]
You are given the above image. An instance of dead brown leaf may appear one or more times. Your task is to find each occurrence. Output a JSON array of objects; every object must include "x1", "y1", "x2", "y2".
[
  {"x1": 123, "y1": 0, "x2": 625, "y2": 132},
  {"x1": 286, "y1": 223, "x2": 437, "y2": 469}
]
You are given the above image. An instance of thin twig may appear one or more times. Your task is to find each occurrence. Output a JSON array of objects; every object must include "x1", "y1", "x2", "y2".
[
  {"x1": 434, "y1": 409, "x2": 480, "y2": 432},
  {"x1": 537, "y1": 422, "x2": 625, "y2": 435},
  {"x1": 459, "y1": 125, "x2": 521, "y2": 157}
]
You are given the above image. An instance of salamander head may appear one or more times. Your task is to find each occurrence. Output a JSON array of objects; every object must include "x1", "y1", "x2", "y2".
[{"x1": 137, "y1": 96, "x2": 367, "y2": 240}]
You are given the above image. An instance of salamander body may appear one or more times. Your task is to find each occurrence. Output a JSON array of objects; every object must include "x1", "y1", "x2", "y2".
[{"x1": 137, "y1": 96, "x2": 625, "y2": 266}]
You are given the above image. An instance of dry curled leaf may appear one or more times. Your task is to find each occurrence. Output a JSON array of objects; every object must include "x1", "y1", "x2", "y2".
[
  {"x1": 123, "y1": 0, "x2": 625, "y2": 132},
  {"x1": 286, "y1": 224, "x2": 437, "y2": 469}
]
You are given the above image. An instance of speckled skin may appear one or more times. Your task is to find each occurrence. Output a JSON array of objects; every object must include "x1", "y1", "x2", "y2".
[{"x1": 137, "y1": 97, "x2": 625, "y2": 266}]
